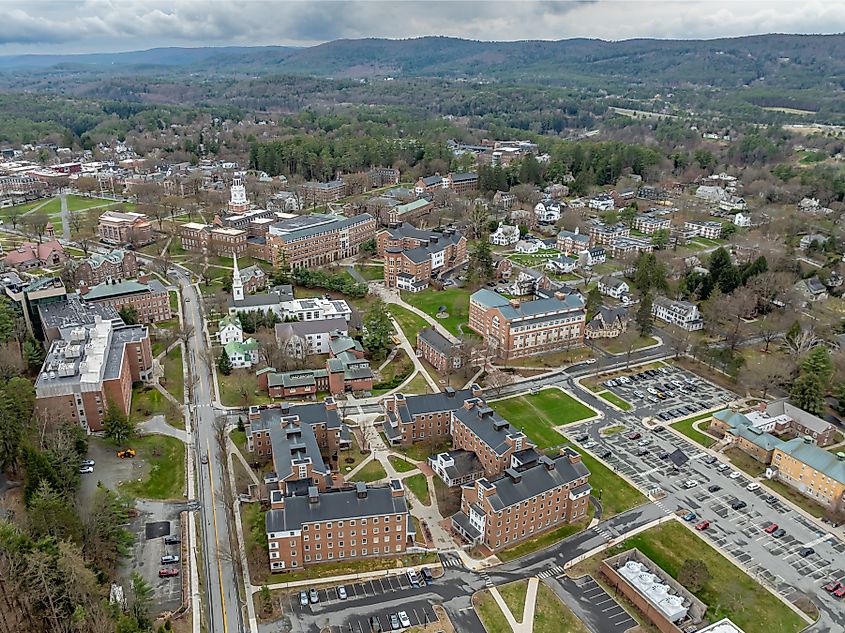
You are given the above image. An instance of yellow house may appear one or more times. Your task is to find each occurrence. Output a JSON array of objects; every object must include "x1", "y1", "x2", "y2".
[{"x1": 771, "y1": 437, "x2": 845, "y2": 513}]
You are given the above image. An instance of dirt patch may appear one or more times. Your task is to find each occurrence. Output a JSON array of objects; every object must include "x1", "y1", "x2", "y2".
[
  {"x1": 78, "y1": 437, "x2": 151, "y2": 508},
  {"x1": 433, "y1": 477, "x2": 461, "y2": 517}
]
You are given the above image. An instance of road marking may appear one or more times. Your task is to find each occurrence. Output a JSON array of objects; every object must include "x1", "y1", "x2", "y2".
[{"x1": 206, "y1": 437, "x2": 228, "y2": 633}]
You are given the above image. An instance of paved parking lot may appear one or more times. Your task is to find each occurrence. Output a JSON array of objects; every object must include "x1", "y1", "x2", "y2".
[
  {"x1": 598, "y1": 365, "x2": 736, "y2": 420},
  {"x1": 565, "y1": 364, "x2": 844, "y2": 621},
  {"x1": 547, "y1": 575, "x2": 637, "y2": 633},
  {"x1": 125, "y1": 501, "x2": 184, "y2": 611}
]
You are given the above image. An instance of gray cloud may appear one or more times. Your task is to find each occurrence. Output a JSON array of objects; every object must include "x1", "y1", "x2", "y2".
[{"x1": 0, "y1": 1, "x2": 843, "y2": 54}]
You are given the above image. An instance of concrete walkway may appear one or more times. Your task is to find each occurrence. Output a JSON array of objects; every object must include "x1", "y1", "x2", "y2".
[
  {"x1": 388, "y1": 313, "x2": 440, "y2": 392},
  {"x1": 137, "y1": 414, "x2": 188, "y2": 443},
  {"x1": 374, "y1": 285, "x2": 459, "y2": 345},
  {"x1": 488, "y1": 577, "x2": 539, "y2": 633}
]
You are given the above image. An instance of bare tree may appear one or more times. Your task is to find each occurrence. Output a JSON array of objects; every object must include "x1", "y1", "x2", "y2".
[
  {"x1": 485, "y1": 368, "x2": 514, "y2": 398},
  {"x1": 754, "y1": 311, "x2": 788, "y2": 352},
  {"x1": 742, "y1": 355, "x2": 790, "y2": 399},
  {"x1": 724, "y1": 287, "x2": 758, "y2": 351}
]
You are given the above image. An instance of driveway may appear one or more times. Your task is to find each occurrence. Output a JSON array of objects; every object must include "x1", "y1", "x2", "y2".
[{"x1": 546, "y1": 575, "x2": 637, "y2": 633}]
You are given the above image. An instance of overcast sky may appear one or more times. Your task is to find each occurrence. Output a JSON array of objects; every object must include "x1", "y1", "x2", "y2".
[{"x1": 3, "y1": 0, "x2": 844, "y2": 55}]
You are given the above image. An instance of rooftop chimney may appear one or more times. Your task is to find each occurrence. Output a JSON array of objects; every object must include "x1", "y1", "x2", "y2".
[
  {"x1": 509, "y1": 298, "x2": 520, "y2": 309},
  {"x1": 505, "y1": 468, "x2": 522, "y2": 483},
  {"x1": 389, "y1": 479, "x2": 404, "y2": 498},
  {"x1": 561, "y1": 447, "x2": 582, "y2": 464},
  {"x1": 539, "y1": 455, "x2": 556, "y2": 471},
  {"x1": 308, "y1": 486, "x2": 319, "y2": 504},
  {"x1": 355, "y1": 482, "x2": 367, "y2": 499},
  {"x1": 445, "y1": 386, "x2": 456, "y2": 398},
  {"x1": 324, "y1": 397, "x2": 337, "y2": 411},
  {"x1": 554, "y1": 291, "x2": 566, "y2": 301}
]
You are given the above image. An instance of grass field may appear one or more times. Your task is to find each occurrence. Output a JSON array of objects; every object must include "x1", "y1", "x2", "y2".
[
  {"x1": 608, "y1": 522, "x2": 805, "y2": 633},
  {"x1": 162, "y1": 346, "x2": 184, "y2": 403},
  {"x1": 492, "y1": 389, "x2": 596, "y2": 448},
  {"x1": 670, "y1": 412, "x2": 718, "y2": 448},
  {"x1": 474, "y1": 589, "x2": 514, "y2": 633},
  {"x1": 401, "y1": 287, "x2": 471, "y2": 336},
  {"x1": 575, "y1": 448, "x2": 646, "y2": 517},
  {"x1": 598, "y1": 391, "x2": 633, "y2": 411},
  {"x1": 475, "y1": 582, "x2": 590, "y2": 633},
  {"x1": 131, "y1": 384, "x2": 183, "y2": 429},
  {"x1": 762, "y1": 479, "x2": 827, "y2": 519},
  {"x1": 354, "y1": 265, "x2": 384, "y2": 281},
  {"x1": 598, "y1": 336, "x2": 658, "y2": 355},
  {"x1": 497, "y1": 512, "x2": 592, "y2": 562},
  {"x1": 350, "y1": 460, "x2": 387, "y2": 483},
  {"x1": 119, "y1": 434, "x2": 185, "y2": 500},
  {"x1": 404, "y1": 473, "x2": 431, "y2": 505},
  {"x1": 499, "y1": 581, "x2": 528, "y2": 619},
  {"x1": 387, "y1": 304, "x2": 431, "y2": 342},
  {"x1": 387, "y1": 455, "x2": 417, "y2": 473},
  {"x1": 725, "y1": 447, "x2": 766, "y2": 477},
  {"x1": 401, "y1": 371, "x2": 433, "y2": 395},
  {"x1": 218, "y1": 369, "x2": 274, "y2": 407}
]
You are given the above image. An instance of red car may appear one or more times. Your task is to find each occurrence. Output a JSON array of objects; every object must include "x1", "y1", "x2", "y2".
[
  {"x1": 835, "y1": 586, "x2": 845, "y2": 598},
  {"x1": 626, "y1": 432, "x2": 642, "y2": 441},
  {"x1": 159, "y1": 568, "x2": 180, "y2": 578},
  {"x1": 694, "y1": 520, "x2": 710, "y2": 531},
  {"x1": 764, "y1": 523, "x2": 778, "y2": 534},
  {"x1": 824, "y1": 580, "x2": 841, "y2": 592}
]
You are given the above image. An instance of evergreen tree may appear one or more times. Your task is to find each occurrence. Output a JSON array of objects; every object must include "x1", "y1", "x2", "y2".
[
  {"x1": 218, "y1": 349, "x2": 233, "y2": 376},
  {"x1": 633, "y1": 253, "x2": 668, "y2": 295},
  {"x1": 467, "y1": 239, "x2": 494, "y2": 287},
  {"x1": 363, "y1": 299, "x2": 393, "y2": 361},
  {"x1": 585, "y1": 287, "x2": 602, "y2": 319},
  {"x1": 518, "y1": 153, "x2": 541, "y2": 184},
  {"x1": 23, "y1": 336, "x2": 45, "y2": 372},
  {"x1": 103, "y1": 400, "x2": 136, "y2": 445},
  {"x1": 791, "y1": 372, "x2": 824, "y2": 415},
  {"x1": 118, "y1": 305, "x2": 138, "y2": 325},
  {"x1": 800, "y1": 346, "x2": 833, "y2": 387},
  {"x1": 636, "y1": 292, "x2": 654, "y2": 337}
]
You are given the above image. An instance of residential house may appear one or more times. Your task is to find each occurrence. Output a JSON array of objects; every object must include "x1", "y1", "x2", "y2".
[
  {"x1": 416, "y1": 328, "x2": 461, "y2": 373},
  {"x1": 556, "y1": 228, "x2": 590, "y2": 255},
  {"x1": 381, "y1": 385, "x2": 483, "y2": 446},
  {"x1": 609, "y1": 236, "x2": 654, "y2": 258},
  {"x1": 489, "y1": 223, "x2": 520, "y2": 246},
  {"x1": 797, "y1": 276, "x2": 828, "y2": 302},
  {"x1": 651, "y1": 297, "x2": 703, "y2": 331},
  {"x1": 451, "y1": 448, "x2": 591, "y2": 552},
  {"x1": 798, "y1": 197, "x2": 834, "y2": 216},
  {"x1": 3, "y1": 240, "x2": 68, "y2": 270},
  {"x1": 598, "y1": 276, "x2": 629, "y2": 300},
  {"x1": 546, "y1": 255, "x2": 577, "y2": 274},
  {"x1": 585, "y1": 306, "x2": 628, "y2": 339},
  {"x1": 493, "y1": 191, "x2": 517, "y2": 210},
  {"x1": 275, "y1": 318, "x2": 348, "y2": 357},
  {"x1": 534, "y1": 201, "x2": 561, "y2": 224},
  {"x1": 799, "y1": 234, "x2": 828, "y2": 250},
  {"x1": 732, "y1": 212, "x2": 751, "y2": 228},
  {"x1": 239, "y1": 265, "x2": 268, "y2": 293},
  {"x1": 218, "y1": 314, "x2": 244, "y2": 345},
  {"x1": 720, "y1": 197, "x2": 748, "y2": 213},
  {"x1": 514, "y1": 239, "x2": 543, "y2": 254},
  {"x1": 224, "y1": 337, "x2": 259, "y2": 368},
  {"x1": 581, "y1": 246, "x2": 606, "y2": 266},
  {"x1": 633, "y1": 214, "x2": 671, "y2": 235},
  {"x1": 588, "y1": 193, "x2": 615, "y2": 211},
  {"x1": 684, "y1": 220, "x2": 722, "y2": 240},
  {"x1": 468, "y1": 289, "x2": 585, "y2": 360}
]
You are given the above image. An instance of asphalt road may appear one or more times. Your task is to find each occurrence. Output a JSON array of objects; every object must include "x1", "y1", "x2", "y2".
[{"x1": 177, "y1": 272, "x2": 244, "y2": 633}]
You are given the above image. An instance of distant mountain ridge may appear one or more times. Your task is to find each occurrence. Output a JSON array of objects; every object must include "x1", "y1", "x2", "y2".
[{"x1": 1, "y1": 35, "x2": 843, "y2": 89}]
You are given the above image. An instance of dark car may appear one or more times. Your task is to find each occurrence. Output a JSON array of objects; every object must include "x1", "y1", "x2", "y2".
[
  {"x1": 389, "y1": 613, "x2": 401, "y2": 630},
  {"x1": 626, "y1": 432, "x2": 642, "y2": 441},
  {"x1": 658, "y1": 451, "x2": 670, "y2": 460},
  {"x1": 164, "y1": 535, "x2": 181, "y2": 545},
  {"x1": 764, "y1": 494, "x2": 778, "y2": 504},
  {"x1": 730, "y1": 500, "x2": 747, "y2": 510},
  {"x1": 772, "y1": 528, "x2": 786, "y2": 538},
  {"x1": 369, "y1": 616, "x2": 382, "y2": 632},
  {"x1": 652, "y1": 425, "x2": 666, "y2": 433},
  {"x1": 703, "y1": 456, "x2": 717, "y2": 465},
  {"x1": 599, "y1": 450, "x2": 612, "y2": 459},
  {"x1": 707, "y1": 484, "x2": 722, "y2": 492},
  {"x1": 799, "y1": 547, "x2": 815, "y2": 558},
  {"x1": 576, "y1": 434, "x2": 589, "y2": 442},
  {"x1": 636, "y1": 448, "x2": 649, "y2": 456},
  {"x1": 420, "y1": 567, "x2": 434, "y2": 585}
]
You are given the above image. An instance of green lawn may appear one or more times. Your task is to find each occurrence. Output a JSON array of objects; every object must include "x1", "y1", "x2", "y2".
[
  {"x1": 401, "y1": 371, "x2": 433, "y2": 395},
  {"x1": 387, "y1": 304, "x2": 431, "y2": 343},
  {"x1": 65, "y1": 194, "x2": 112, "y2": 212},
  {"x1": 387, "y1": 455, "x2": 417, "y2": 473},
  {"x1": 599, "y1": 336, "x2": 658, "y2": 355},
  {"x1": 598, "y1": 391, "x2": 633, "y2": 411},
  {"x1": 339, "y1": 435, "x2": 370, "y2": 475},
  {"x1": 401, "y1": 287, "x2": 472, "y2": 336},
  {"x1": 575, "y1": 447, "x2": 647, "y2": 517},
  {"x1": 474, "y1": 590, "x2": 513, "y2": 633},
  {"x1": 268, "y1": 552, "x2": 438, "y2": 585},
  {"x1": 670, "y1": 412, "x2": 718, "y2": 448},
  {"x1": 762, "y1": 480, "x2": 827, "y2": 518},
  {"x1": 499, "y1": 580, "x2": 528, "y2": 620},
  {"x1": 169, "y1": 290, "x2": 179, "y2": 313},
  {"x1": 399, "y1": 438, "x2": 450, "y2": 462},
  {"x1": 612, "y1": 522, "x2": 805, "y2": 633},
  {"x1": 131, "y1": 384, "x2": 183, "y2": 429},
  {"x1": 350, "y1": 460, "x2": 387, "y2": 483},
  {"x1": 404, "y1": 473, "x2": 431, "y2": 505},
  {"x1": 725, "y1": 447, "x2": 766, "y2": 477},
  {"x1": 492, "y1": 389, "x2": 596, "y2": 448},
  {"x1": 162, "y1": 346, "x2": 184, "y2": 403},
  {"x1": 534, "y1": 583, "x2": 591, "y2": 633},
  {"x1": 119, "y1": 434, "x2": 185, "y2": 500},
  {"x1": 497, "y1": 512, "x2": 592, "y2": 562},
  {"x1": 355, "y1": 265, "x2": 384, "y2": 281}
]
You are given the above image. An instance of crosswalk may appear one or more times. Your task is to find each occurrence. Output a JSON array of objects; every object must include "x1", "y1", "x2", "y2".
[
  {"x1": 653, "y1": 498, "x2": 673, "y2": 515},
  {"x1": 441, "y1": 558, "x2": 462, "y2": 568},
  {"x1": 595, "y1": 524, "x2": 614, "y2": 540},
  {"x1": 537, "y1": 565, "x2": 565, "y2": 579},
  {"x1": 481, "y1": 572, "x2": 494, "y2": 587}
]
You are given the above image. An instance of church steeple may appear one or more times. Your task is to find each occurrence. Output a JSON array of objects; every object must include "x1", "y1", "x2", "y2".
[
  {"x1": 228, "y1": 173, "x2": 249, "y2": 213},
  {"x1": 232, "y1": 253, "x2": 244, "y2": 301}
]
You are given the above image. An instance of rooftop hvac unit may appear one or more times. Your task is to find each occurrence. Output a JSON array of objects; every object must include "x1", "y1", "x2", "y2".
[{"x1": 58, "y1": 362, "x2": 76, "y2": 377}]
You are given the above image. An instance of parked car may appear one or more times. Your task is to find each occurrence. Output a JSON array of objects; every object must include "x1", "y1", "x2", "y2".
[
  {"x1": 658, "y1": 451, "x2": 670, "y2": 460},
  {"x1": 576, "y1": 434, "x2": 589, "y2": 443},
  {"x1": 309, "y1": 588, "x2": 319, "y2": 603},
  {"x1": 583, "y1": 441, "x2": 597, "y2": 449},
  {"x1": 407, "y1": 568, "x2": 420, "y2": 586},
  {"x1": 695, "y1": 520, "x2": 710, "y2": 531},
  {"x1": 164, "y1": 535, "x2": 181, "y2": 545},
  {"x1": 717, "y1": 463, "x2": 730, "y2": 471},
  {"x1": 747, "y1": 482, "x2": 760, "y2": 491},
  {"x1": 823, "y1": 580, "x2": 841, "y2": 592},
  {"x1": 338, "y1": 586, "x2": 347, "y2": 600},
  {"x1": 772, "y1": 528, "x2": 786, "y2": 538},
  {"x1": 834, "y1": 585, "x2": 845, "y2": 598},
  {"x1": 159, "y1": 568, "x2": 179, "y2": 578},
  {"x1": 682, "y1": 480, "x2": 699, "y2": 489},
  {"x1": 80, "y1": 459, "x2": 95, "y2": 467},
  {"x1": 369, "y1": 616, "x2": 382, "y2": 632},
  {"x1": 764, "y1": 522, "x2": 778, "y2": 534},
  {"x1": 729, "y1": 471, "x2": 741, "y2": 479},
  {"x1": 398, "y1": 611, "x2": 411, "y2": 627},
  {"x1": 79, "y1": 465, "x2": 94, "y2": 474},
  {"x1": 389, "y1": 613, "x2": 401, "y2": 630},
  {"x1": 638, "y1": 439, "x2": 650, "y2": 447},
  {"x1": 703, "y1": 456, "x2": 717, "y2": 465},
  {"x1": 764, "y1": 494, "x2": 778, "y2": 504},
  {"x1": 799, "y1": 547, "x2": 815, "y2": 558},
  {"x1": 683, "y1": 512, "x2": 697, "y2": 522},
  {"x1": 599, "y1": 450, "x2": 612, "y2": 459},
  {"x1": 299, "y1": 591, "x2": 309, "y2": 607},
  {"x1": 636, "y1": 448, "x2": 649, "y2": 456},
  {"x1": 160, "y1": 555, "x2": 180, "y2": 564},
  {"x1": 651, "y1": 425, "x2": 666, "y2": 433},
  {"x1": 633, "y1": 390, "x2": 645, "y2": 398},
  {"x1": 730, "y1": 500, "x2": 747, "y2": 511},
  {"x1": 626, "y1": 432, "x2": 642, "y2": 440},
  {"x1": 707, "y1": 485, "x2": 721, "y2": 492},
  {"x1": 420, "y1": 567, "x2": 434, "y2": 584}
]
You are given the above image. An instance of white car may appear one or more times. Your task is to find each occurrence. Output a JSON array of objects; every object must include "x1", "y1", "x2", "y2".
[
  {"x1": 81, "y1": 459, "x2": 95, "y2": 467},
  {"x1": 747, "y1": 482, "x2": 760, "y2": 491},
  {"x1": 618, "y1": 376, "x2": 631, "y2": 384},
  {"x1": 729, "y1": 471, "x2": 741, "y2": 479},
  {"x1": 584, "y1": 358, "x2": 597, "y2": 365},
  {"x1": 647, "y1": 387, "x2": 658, "y2": 395},
  {"x1": 682, "y1": 480, "x2": 699, "y2": 489},
  {"x1": 583, "y1": 440, "x2": 598, "y2": 449},
  {"x1": 398, "y1": 611, "x2": 411, "y2": 627},
  {"x1": 337, "y1": 586, "x2": 347, "y2": 600},
  {"x1": 79, "y1": 465, "x2": 94, "y2": 474},
  {"x1": 633, "y1": 390, "x2": 645, "y2": 398}
]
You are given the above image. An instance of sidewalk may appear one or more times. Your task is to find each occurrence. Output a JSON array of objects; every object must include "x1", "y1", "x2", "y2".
[{"x1": 488, "y1": 577, "x2": 539, "y2": 633}]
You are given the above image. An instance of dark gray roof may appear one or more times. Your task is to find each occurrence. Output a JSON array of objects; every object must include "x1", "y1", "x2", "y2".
[
  {"x1": 39, "y1": 294, "x2": 121, "y2": 332},
  {"x1": 437, "y1": 449, "x2": 483, "y2": 480},
  {"x1": 251, "y1": 401, "x2": 343, "y2": 433},
  {"x1": 482, "y1": 451, "x2": 590, "y2": 511},
  {"x1": 267, "y1": 417, "x2": 330, "y2": 482},
  {"x1": 104, "y1": 325, "x2": 148, "y2": 379},
  {"x1": 229, "y1": 293, "x2": 281, "y2": 308},
  {"x1": 453, "y1": 399, "x2": 531, "y2": 457},
  {"x1": 276, "y1": 318, "x2": 348, "y2": 339},
  {"x1": 265, "y1": 485, "x2": 408, "y2": 532},
  {"x1": 417, "y1": 327, "x2": 455, "y2": 355}
]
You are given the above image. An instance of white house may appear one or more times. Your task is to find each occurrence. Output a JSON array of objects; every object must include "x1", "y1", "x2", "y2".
[
  {"x1": 598, "y1": 275, "x2": 629, "y2": 300},
  {"x1": 582, "y1": 246, "x2": 606, "y2": 266},
  {"x1": 489, "y1": 223, "x2": 520, "y2": 246},
  {"x1": 719, "y1": 197, "x2": 747, "y2": 212},
  {"x1": 556, "y1": 227, "x2": 590, "y2": 254},
  {"x1": 514, "y1": 239, "x2": 543, "y2": 254},
  {"x1": 588, "y1": 193, "x2": 615, "y2": 211},
  {"x1": 695, "y1": 185, "x2": 727, "y2": 203},
  {"x1": 218, "y1": 314, "x2": 244, "y2": 345},
  {"x1": 280, "y1": 297, "x2": 352, "y2": 322},
  {"x1": 652, "y1": 297, "x2": 703, "y2": 331},
  {"x1": 546, "y1": 255, "x2": 578, "y2": 274},
  {"x1": 684, "y1": 220, "x2": 722, "y2": 240},
  {"x1": 799, "y1": 234, "x2": 828, "y2": 250},
  {"x1": 732, "y1": 212, "x2": 751, "y2": 228},
  {"x1": 223, "y1": 338, "x2": 259, "y2": 368},
  {"x1": 534, "y1": 201, "x2": 561, "y2": 223}
]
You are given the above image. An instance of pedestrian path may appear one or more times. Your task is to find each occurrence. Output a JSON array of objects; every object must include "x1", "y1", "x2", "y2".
[{"x1": 488, "y1": 576, "x2": 540, "y2": 633}]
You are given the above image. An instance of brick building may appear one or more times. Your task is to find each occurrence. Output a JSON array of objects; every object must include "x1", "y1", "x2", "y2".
[
  {"x1": 468, "y1": 289, "x2": 585, "y2": 360},
  {"x1": 451, "y1": 448, "x2": 591, "y2": 552},
  {"x1": 34, "y1": 317, "x2": 152, "y2": 433},
  {"x1": 379, "y1": 224, "x2": 467, "y2": 292},
  {"x1": 265, "y1": 479, "x2": 412, "y2": 572},
  {"x1": 80, "y1": 277, "x2": 172, "y2": 323},
  {"x1": 302, "y1": 180, "x2": 347, "y2": 205},
  {"x1": 3, "y1": 240, "x2": 68, "y2": 270},
  {"x1": 381, "y1": 385, "x2": 483, "y2": 446},
  {"x1": 71, "y1": 249, "x2": 139, "y2": 286},
  {"x1": 178, "y1": 222, "x2": 248, "y2": 257},
  {"x1": 97, "y1": 210, "x2": 153, "y2": 246},
  {"x1": 267, "y1": 213, "x2": 376, "y2": 269},
  {"x1": 416, "y1": 327, "x2": 462, "y2": 373},
  {"x1": 771, "y1": 438, "x2": 845, "y2": 513}
]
